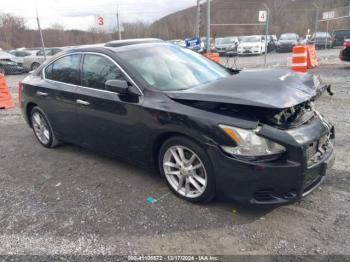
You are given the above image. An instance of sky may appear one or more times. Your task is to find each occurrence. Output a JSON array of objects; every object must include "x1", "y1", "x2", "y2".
[{"x1": 2, "y1": 0, "x2": 196, "y2": 31}]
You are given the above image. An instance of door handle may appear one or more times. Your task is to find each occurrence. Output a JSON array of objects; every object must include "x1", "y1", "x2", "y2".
[
  {"x1": 36, "y1": 91, "x2": 48, "y2": 97},
  {"x1": 76, "y1": 99, "x2": 90, "y2": 106}
]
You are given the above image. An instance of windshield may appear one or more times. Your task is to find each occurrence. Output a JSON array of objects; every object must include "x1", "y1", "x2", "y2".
[
  {"x1": 0, "y1": 51, "x2": 14, "y2": 59},
  {"x1": 242, "y1": 36, "x2": 261, "y2": 43},
  {"x1": 118, "y1": 44, "x2": 230, "y2": 91},
  {"x1": 215, "y1": 38, "x2": 224, "y2": 45},
  {"x1": 280, "y1": 34, "x2": 297, "y2": 40}
]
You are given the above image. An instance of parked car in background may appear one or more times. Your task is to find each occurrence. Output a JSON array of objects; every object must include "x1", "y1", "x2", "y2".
[
  {"x1": 309, "y1": 32, "x2": 333, "y2": 49},
  {"x1": 237, "y1": 35, "x2": 266, "y2": 55},
  {"x1": 340, "y1": 39, "x2": 350, "y2": 62},
  {"x1": 215, "y1": 36, "x2": 239, "y2": 56},
  {"x1": 332, "y1": 29, "x2": 350, "y2": 47},
  {"x1": 22, "y1": 47, "x2": 64, "y2": 71},
  {"x1": 168, "y1": 39, "x2": 186, "y2": 48},
  {"x1": 0, "y1": 51, "x2": 25, "y2": 75},
  {"x1": 8, "y1": 49, "x2": 38, "y2": 65},
  {"x1": 276, "y1": 33, "x2": 299, "y2": 52}
]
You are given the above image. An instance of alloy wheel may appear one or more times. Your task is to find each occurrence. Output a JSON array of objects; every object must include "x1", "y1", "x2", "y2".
[
  {"x1": 32, "y1": 112, "x2": 51, "y2": 145},
  {"x1": 31, "y1": 63, "x2": 39, "y2": 70},
  {"x1": 163, "y1": 145, "x2": 207, "y2": 198}
]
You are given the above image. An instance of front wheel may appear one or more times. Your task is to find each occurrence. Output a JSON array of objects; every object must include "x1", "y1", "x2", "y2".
[{"x1": 159, "y1": 136, "x2": 215, "y2": 203}]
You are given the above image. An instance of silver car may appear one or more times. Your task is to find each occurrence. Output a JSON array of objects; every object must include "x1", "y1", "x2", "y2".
[
  {"x1": 22, "y1": 48, "x2": 64, "y2": 71},
  {"x1": 215, "y1": 36, "x2": 239, "y2": 56}
]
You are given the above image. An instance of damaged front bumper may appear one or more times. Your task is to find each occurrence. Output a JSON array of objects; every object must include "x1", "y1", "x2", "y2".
[{"x1": 207, "y1": 116, "x2": 335, "y2": 205}]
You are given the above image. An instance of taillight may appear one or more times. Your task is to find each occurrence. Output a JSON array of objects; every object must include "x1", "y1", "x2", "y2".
[
  {"x1": 344, "y1": 41, "x2": 350, "y2": 48},
  {"x1": 18, "y1": 81, "x2": 22, "y2": 107}
]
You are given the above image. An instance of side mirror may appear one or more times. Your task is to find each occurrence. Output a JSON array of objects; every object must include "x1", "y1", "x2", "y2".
[{"x1": 105, "y1": 79, "x2": 129, "y2": 94}]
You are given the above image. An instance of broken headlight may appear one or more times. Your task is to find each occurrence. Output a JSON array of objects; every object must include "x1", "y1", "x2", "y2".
[{"x1": 219, "y1": 125, "x2": 286, "y2": 159}]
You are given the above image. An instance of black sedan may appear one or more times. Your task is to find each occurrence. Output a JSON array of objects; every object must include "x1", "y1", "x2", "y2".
[
  {"x1": 19, "y1": 40, "x2": 335, "y2": 205},
  {"x1": 340, "y1": 39, "x2": 350, "y2": 62},
  {"x1": 276, "y1": 33, "x2": 299, "y2": 52}
]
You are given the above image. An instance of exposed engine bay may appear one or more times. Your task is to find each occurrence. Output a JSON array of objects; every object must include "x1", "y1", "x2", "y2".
[
  {"x1": 178, "y1": 99, "x2": 317, "y2": 129},
  {"x1": 177, "y1": 83, "x2": 333, "y2": 130}
]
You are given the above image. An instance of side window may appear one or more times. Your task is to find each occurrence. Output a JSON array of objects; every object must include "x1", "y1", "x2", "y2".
[
  {"x1": 45, "y1": 64, "x2": 53, "y2": 79},
  {"x1": 46, "y1": 54, "x2": 81, "y2": 85},
  {"x1": 52, "y1": 49, "x2": 63, "y2": 55},
  {"x1": 81, "y1": 54, "x2": 125, "y2": 90}
]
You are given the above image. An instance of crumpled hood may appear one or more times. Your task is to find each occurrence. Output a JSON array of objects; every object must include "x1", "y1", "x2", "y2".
[
  {"x1": 165, "y1": 69, "x2": 321, "y2": 109},
  {"x1": 0, "y1": 52, "x2": 19, "y2": 63}
]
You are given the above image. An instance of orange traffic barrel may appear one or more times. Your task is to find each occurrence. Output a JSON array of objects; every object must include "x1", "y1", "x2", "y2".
[
  {"x1": 0, "y1": 73, "x2": 15, "y2": 109},
  {"x1": 291, "y1": 45, "x2": 308, "y2": 73},
  {"x1": 204, "y1": 52, "x2": 220, "y2": 63}
]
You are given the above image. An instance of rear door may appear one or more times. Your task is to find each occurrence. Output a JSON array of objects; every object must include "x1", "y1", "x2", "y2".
[
  {"x1": 43, "y1": 53, "x2": 82, "y2": 142},
  {"x1": 74, "y1": 53, "x2": 143, "y2": 159}
]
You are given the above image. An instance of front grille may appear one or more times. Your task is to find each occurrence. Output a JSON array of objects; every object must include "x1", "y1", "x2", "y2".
[
  {"x1": 306, "y1": 135, "x2": 330, "y2": 166},
  {"x1": 306, "y1": 141, "x2": 318, "y2": 161}
]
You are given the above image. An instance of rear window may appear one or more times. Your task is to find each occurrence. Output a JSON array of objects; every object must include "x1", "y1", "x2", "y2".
[{"x1": 45, "y1": 54, "x2": 81, "y2": 85}]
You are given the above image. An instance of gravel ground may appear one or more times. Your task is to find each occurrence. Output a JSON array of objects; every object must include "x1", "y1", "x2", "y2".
[{"x1": 0, "y1": 58, "x2": 349, "y2": 256}]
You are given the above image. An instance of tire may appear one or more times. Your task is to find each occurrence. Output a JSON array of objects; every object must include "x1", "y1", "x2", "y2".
[
  {"x1": 30, "y1": 106, "x2": 61, "y2": 148},
  {"x1": 158, "y1": 136, "x2": 215, "y2": 203},
  {"x1": 31, "y1": 62, "x2": 40, "y2": 71}
]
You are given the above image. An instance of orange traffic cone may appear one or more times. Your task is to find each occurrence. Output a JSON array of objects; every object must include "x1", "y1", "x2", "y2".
[
  {"x1": 204, "y1": 52, "x2": 220, "y2": 63},
  {"x1": 291, "y1": 45, "x2": 308, "y2": 73},
  {"x1": 0, "y1": 74, "x2": 15, "y2": 109}
]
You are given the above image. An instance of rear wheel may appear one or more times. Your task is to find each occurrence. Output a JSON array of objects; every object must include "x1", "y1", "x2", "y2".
[
  {"x1": 30, "y1": 106, "x2": 61, "y2": 148},
  {"x1": 159, "y1": 136, "x2": 215, "y2": 203},
  {"x1": 31, "y1": 62, "x2": 40, "y2": 71}
]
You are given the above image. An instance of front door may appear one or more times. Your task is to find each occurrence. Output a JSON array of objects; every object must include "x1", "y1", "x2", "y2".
[{"x1": 74, "y1": 53, "x2": 142, "y2": 159}]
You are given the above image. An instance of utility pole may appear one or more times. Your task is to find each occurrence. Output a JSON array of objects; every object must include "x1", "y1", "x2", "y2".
[
  {"x1": 325, "y1": 20, "x2": 329, "y2": 49},
  {"x1": 116, "y1": 4, "x2": 121, "y2": 40},
  {"x1": 206, "y1": 0, "x2": 211, "y2": 52},
  {"x1": 195, "y1": 0, "x2": 200, "y2": 37},
  {"x1": 263, "y1": 3, "x2": 270, "y2": 67},
  {"x1": 36, "y1": 8, "x2": 46, "y2": 60},
  {"x1": 313, "y1": 2, "x2": 319, "y2": 46}
]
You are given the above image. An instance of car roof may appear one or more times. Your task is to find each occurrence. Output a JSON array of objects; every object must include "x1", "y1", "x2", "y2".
[
  {"x1": 53, "y1": 42, "x2": 172, "y2": 58},
  {"x1": 105, "y1": 38, "x2": 163, "y2": 47}
]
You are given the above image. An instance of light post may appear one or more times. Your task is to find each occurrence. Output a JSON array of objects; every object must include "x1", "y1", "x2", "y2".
[
  {"x1": 313, "y1": 2, "x2": 319, "y2": 46},
  {"x1": 263, "y1": 3, "x2": 270, "y2": 67}
]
